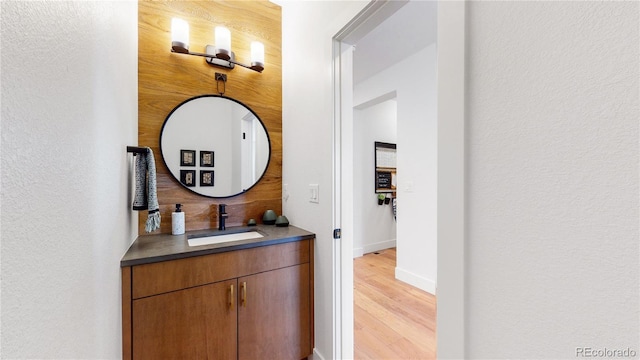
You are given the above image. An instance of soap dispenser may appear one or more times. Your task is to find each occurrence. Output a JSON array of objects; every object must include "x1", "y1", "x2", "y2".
[{"x1": 172, "y1": 203, "x2": 185, "y2": 235}]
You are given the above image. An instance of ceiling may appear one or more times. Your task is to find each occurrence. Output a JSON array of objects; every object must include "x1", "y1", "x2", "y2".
[{"x1": 352, "y1": 1, "x2": 438, "y2": 84}]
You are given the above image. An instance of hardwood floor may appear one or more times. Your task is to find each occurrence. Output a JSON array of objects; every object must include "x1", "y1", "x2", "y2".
[{"x1": 354, "y1": 248, "x2": 436, "y2": 359}]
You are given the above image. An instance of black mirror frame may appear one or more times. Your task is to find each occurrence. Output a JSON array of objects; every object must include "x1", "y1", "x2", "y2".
[{"x1": 159, "y1": 94, "x2": 272, "y2": 198}]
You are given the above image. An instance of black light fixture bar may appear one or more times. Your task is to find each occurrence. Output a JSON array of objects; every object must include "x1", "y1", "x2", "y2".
[{"x1": 170, "y1": 48, "x2": 264, "y2": 73}]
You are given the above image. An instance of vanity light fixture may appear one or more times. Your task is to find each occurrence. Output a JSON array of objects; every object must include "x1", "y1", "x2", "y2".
[{"x1": 170, "y1": 17, "x2": 265, "y2": 73}]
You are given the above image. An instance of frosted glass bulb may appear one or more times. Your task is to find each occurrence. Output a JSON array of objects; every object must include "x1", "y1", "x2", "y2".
[
  {"x1": 215, "y1": 26, "x2": 231, "y2": 60},
  {"x1": 171, "y1": 18, "x2": 189, "y2": 53},
  {"x1": 250, "y1": 41, "x2": 264, "y2": 72},
  {"x1": 251, "y1": 42, "x2": 264, "y2": 64}
]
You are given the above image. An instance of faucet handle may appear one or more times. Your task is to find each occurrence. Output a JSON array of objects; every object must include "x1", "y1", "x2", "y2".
[{"x1": 218, "y1": 204, "x2": 229, "y2": 230}]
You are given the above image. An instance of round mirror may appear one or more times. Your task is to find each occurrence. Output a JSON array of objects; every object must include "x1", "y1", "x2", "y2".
[{"x1": 160, "y1": 95, "x2": 271, "y2": 198}]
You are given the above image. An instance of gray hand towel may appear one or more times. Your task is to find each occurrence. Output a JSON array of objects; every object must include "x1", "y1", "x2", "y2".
[{"x1": 133, "y1": 147, "x2": 161, "y2": 232}]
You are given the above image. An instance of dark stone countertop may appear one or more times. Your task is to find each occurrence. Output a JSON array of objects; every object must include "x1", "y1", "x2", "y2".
[{"x1": 120, "y1": 225, "x2": 315, "y2": 267}]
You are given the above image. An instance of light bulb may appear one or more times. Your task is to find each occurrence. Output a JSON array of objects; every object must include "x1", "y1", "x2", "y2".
[
  {"x1": 250, "y1": 41, "x2": 265, "y2": 72},
  {"x1": 171, "y1": 18, "x2": 189, "y2": 53},
  {"x1": 215, "y1": 26, "x2": 231, "y2": 60}
]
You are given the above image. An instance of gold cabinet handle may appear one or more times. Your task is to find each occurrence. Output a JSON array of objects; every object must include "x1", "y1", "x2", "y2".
[
  {"x1": 229, "y1": 284, "x2": 234, "y2": 310},
  {"x1": 241, "y1": 281, "x2": 247, "y2": 307}
]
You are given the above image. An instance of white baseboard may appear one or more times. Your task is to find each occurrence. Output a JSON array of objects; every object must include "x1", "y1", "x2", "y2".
[
  {"x1": 363, "y1": 239, "x2": 396, "y2": 254},
  {"x1": 312, "y1": 348, "x2": 326, "y2": 360},
  {"x1": 395, "y1": 267, "x2": 437, "y2": 295},
  {"x1": 354, "y1": 239, "x2": 395, "y2": 258}
]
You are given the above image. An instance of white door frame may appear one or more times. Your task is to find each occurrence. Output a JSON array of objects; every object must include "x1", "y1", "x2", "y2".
[{"x1": 332, "y1": 1, "x2": 466, "y2": 358}]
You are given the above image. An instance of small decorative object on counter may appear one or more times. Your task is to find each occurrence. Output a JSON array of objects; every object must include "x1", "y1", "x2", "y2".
[
  {"x1": 247, "y1": 218, "x2": 257, "y2": 226},
  {"x1": 384, "y1": 194, "x2": 391, "y2": 205},
  {"x1": 275, "y1": 215, "x2": 289, "y2": 227},
  {"x1": 377, "y1": 193, "x2": 385, "y2": 205},
  {"x1": 172, "y1": 204, "x2": 185, "y2": 235},
  {"x1": 262, "y1": 209, "x2": 277, "y2": 225}
]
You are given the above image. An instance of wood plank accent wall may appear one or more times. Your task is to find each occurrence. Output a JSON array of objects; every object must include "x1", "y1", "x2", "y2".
[{"x1": 138, "y1": 0, "x2": 282, "y2": 234}]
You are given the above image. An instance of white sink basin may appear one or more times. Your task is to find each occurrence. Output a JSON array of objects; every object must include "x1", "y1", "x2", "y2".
[{"x1": 187, "y1": 231, "x2": 264, "y2": 247}]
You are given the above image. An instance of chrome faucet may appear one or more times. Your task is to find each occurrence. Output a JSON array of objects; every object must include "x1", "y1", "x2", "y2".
[{"x1": 218, "y1": 204, "x2": 228, "y2": 230}]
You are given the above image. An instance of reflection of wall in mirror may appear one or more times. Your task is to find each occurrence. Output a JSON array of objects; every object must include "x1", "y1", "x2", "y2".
[
  {"x1": 241, "y1": 112, "x2": 270, "y2": 191},
  {"x1": 162, "y1": 98, "x2": 234, "y2": 194},
  {"x1": 241, "y1": 113, "x2": 255, "y2": 190},
  {"x1": 230, "y1": 103, "x2": 244, "y2": 192},
  {"x1": 255, "y1": 119, "x2": 269, "y2": 182}
]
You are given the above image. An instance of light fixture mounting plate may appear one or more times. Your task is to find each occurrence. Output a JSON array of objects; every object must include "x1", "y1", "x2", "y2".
[{"x1": 215, "y1": 73, "x2": 227, "y2": 82}]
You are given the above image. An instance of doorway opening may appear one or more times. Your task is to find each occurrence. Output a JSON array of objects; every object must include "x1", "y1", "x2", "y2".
[
  {"x1": 348, "y1": 1, "x2": 438, "y2": 357},
  {"x1": 332, "y1": 1, "x2": 466, "y2": 358},
  {"x1": 353, "y1": 98, "x2": 398, "y2": 259}
]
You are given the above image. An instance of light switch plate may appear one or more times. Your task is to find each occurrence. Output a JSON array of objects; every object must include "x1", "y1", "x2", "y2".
[
  {"x1": 405, "y1": 181, "x2": 414, "y2": 193},
  {"x1": 309, "y1": 184, "x2": 319, "y2": 203}
]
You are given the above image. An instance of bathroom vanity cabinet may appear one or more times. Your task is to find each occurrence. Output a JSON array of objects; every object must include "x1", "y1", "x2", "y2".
[{"x1": 121, "y1": 226, "x2": 314, "y2": 360}]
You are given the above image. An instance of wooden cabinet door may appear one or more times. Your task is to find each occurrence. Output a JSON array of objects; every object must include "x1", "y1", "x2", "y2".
[
  {"x1": 133, "y1": 279, "x2": 237, "y2": 359},
  {"x1": 238, "y1": 264, "x2": 311, "y2": 360}
]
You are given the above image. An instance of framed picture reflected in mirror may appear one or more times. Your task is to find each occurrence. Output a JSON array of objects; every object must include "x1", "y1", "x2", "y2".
[
  {"x1": 200, "y1": 170, "x2": 214, "y2": 187},
  {"x1": 180, "y1": 170, "x2": 196, "y2": 187},
  {"x1": 200, "y1": 151, "x2": 214, "y2": 167},
  {"x1": 180, "y1": 150, "x2": 196, "y2": 166}
]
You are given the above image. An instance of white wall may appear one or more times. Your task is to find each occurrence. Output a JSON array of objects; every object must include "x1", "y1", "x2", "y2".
[
  {"x1": 353, "y1": 99, "x2": 397, "y2": 257},
  {"x1": 280, "y1": 1, "x2": 368, "y2": 359},
  {"x1": 465, "y1": 1, "x2": 639, "y2": 357},
  {"x1": 9, "y1": 1, "x2": 618, "y2": 358},
  {"x1": 354, "y1": 44, "x2": 438, "y2": 294},
  {"x1": 1, "y1": 1, "x2": 138, "y2": 358}
]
